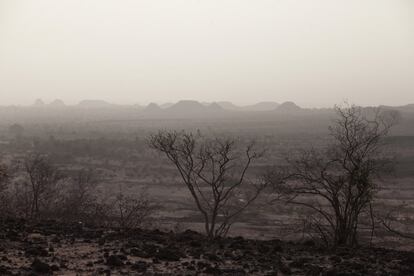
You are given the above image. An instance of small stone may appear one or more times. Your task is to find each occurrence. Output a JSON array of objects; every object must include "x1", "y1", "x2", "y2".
[
  {"x1": 31, "y1": 258, "x2": 51, "y2": 273},
  {"x1": 106, "y1": 255, "x2": 124, "y2": 267},
  {"x1": 131, "y1": 261, "x2": 148, "y2": 273}
]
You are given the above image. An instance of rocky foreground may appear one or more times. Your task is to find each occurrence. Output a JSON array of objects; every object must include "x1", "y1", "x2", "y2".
[{"x1": 0, "y1": 219, "x2": 413, "y2": 275}]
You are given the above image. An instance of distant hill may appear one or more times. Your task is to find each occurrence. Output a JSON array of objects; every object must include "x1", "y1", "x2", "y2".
[
  {"x1": 380, "y1": 104, "x2": 414, "y2": 113},
  {"x1": 217, "y1": 101, "x2": 240, "y2": 110},
  {"x1": 208, "y1": 102, "x2": 224, "y2": 111},
  {"x1": 167, "y1": 100, "x2": 205, "y2": 112},
  {"x1": 33, "y1": 99, "x2": 45, "y2": 107},
  {"x1": 77, "y1": 100, "x2": 114, "y2": 108},
  {"x1": 132, "y1": 104, "x2": 144, "y2": 110},
  {"x1": 217, "y1": 101, "x2": 279, "y2": 111},
  {"x1": 243, "y1": 101, "x2": 280, "y2": 111},
  {"x1": 160, "y1": 103, "x2": 174, "y2": 109},
  {"x1": 145, "y1": 103, "x2": 162, "y2": 112},
  {"x1": 276, "y1": 101, "x2": 302, "y2": 112},
  {"x1": 402, "y1": 104, "x2": 414, "y2": 112},
  {"x1": 17, "y1": 99, "x2": 414, "y2": 115},
  {"x1": 49, "y1": 99, "x2": 66, "y2": 107},
  {"x1": 159, "y1": 100, "x2": 225, "y2": 117}
]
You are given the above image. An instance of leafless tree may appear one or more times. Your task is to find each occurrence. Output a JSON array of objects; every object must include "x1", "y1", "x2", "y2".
[
  {"x1": 267, "y1": 104, "x2": 399, "y2": 247},
  {"x1": 149, "y1": 130, "x2": 265, "y2": 239},
  {"x1": 24, "y1": 154, "x2": 64, "y2": 219}
]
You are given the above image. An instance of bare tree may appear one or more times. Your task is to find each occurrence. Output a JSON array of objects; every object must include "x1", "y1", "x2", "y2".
[
  {"x1": 149, "y1": 130, "x2": 265, "y2": 239},
  {"x1": 267, "y1": 104, "x2": 399, "y2": 247},
  {"x1": 24, "y1": 154, "x2": 64, "y2": 219}
]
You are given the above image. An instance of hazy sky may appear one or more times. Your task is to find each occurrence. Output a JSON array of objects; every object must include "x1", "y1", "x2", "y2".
[{"x1": 0, "y1": 0, "x2": 413, "y2": 107}]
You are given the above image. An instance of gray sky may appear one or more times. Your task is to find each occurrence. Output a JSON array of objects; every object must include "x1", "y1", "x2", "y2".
[{"x1": 0, "y1": 0, "x2": 413, "y2": 107}]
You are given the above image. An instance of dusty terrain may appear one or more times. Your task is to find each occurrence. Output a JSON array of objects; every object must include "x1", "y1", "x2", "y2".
[{"x1": 1, "y1": 219, "x2": 413, "y2": 275}]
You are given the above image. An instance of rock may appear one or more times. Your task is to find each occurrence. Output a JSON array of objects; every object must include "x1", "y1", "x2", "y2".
[
  {"x1": 51, "y1": 236, "x2": 60, "y2": 243},
  {"x1": 188, "y1": 248, "x2": 202, "y2": 259},
  {"x1": 330, "y1": 255, "x2": 342, "y2": 263},
  {"x1": 203, "y1": 264, "x2": 221, "y2": 274},
  {"x1": 156, "y1": 247, "x2": 183, "y2": 262},
  {"x1": 27, "y1": 233, "x2": 47, "y2": 244},
  {"x1": 271, "y1": 242, "x2": 283, "y2": 253},
  {"x1": 129, "y1": 244, "x2": 159, "y2": 258},
  {"x1": 129, "y1": 247, "x2": 147, "y2": 258},
  {"x1": 6, "y1": 230, "x2": 19, "y2": 241},
  {"x1": 304, "y1": 264, "x2": 323, "y2": 276},
  {"x1": 106, "y1": 255, "x2": 124, "y2": 267},
  {"x1": 229, "y1": 238, "x2": 248, "y2": 250},
  {"x1": 302, "y1": 239, "x2": 316, "y2": 247},
  {"x1": 258, "y1": 244, "x2": 271, "y2": 254},
  {"x1": 131, "y1": 261, "x2": 148, "y2": 273},
  {"x1": 31, "y1": 258, "x2": 51, "y2": 274},
  {"x1": 278, "y1": 259, "x2": 291, "y2": 275},
  {"x1": 290, "y1": 259, "x2": 305, "y2": 268},
  {"x1": 197, "y1": 261, "x2": 210, "y2": 270},
  {"x1": 118, "y1": 254, "x2": 127, "y2": 261},
  {"x1": 190, "y1": 240, "x2": 202, "y2": 247},
  {"x1": 0, "y1": 265, "x2": 11, "y2": 275},
  {"x1": 220, "y1": 268, "x2": 247, "y2": 275},
  {"x1": 205, "y1": 253, "x2": 221, "y2": 262},
  {"x1": 176, "y1": 229, "x2": 204, "y2": 242},
  {"x1": 2, "y1": 218, "x2": 414, "y2": 275},
  {"x1": 25, "y1": 246, "x2": 49, "y2": 257},
  {"x1": 290, "y1": 257, "x2": 312, "y2": 269},
  {"x1": 51, "y1": 264, "x2": 60, "y2": 271}
]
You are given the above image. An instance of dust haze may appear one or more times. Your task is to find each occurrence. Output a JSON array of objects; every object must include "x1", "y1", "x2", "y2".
[
  {"x1": 0, "y1": 0, "x2": 413, "y2": 106},
  {"x1": 0, "y1": 1, "x2": 414, "y2": 275}
]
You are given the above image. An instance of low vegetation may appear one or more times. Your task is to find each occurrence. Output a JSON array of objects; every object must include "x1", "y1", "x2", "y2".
[{"x1": 0, "y1": 104, "x2": 412, "y2": 276}]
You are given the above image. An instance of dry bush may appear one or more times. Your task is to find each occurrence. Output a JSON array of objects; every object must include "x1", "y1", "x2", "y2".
[
  {"x1": 111, "y1": 189, "x2": 155, "y2": 231},
  {"x1": 23, "y1": 154, "x2": 65, "y2": 220},
  {"x1": 149, "y1": 130, "x2": 265, "y2": 239},
  {"x1": 6, "y1": 154, "x2": 157, "y2": 230},
  {"x1": 267, "y1": 104, "x2": 399, "y2": 247},
  {"x1": 0, "y1": 164, "x2": 10, "y2": 218},
  {"x1": 54, "y1": 170, "x2": 156, "y2": 229},
  {"x1": 57, "y1": 169, "x2": 100, "y2": 223},
  {"x1": 6, "y1": 154, "x2": 65, "y2": 220}
]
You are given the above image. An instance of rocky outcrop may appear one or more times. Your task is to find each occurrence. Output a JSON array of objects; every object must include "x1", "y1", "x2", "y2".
[{"x1": 0, "y1": 218, "x2": 413, "y2": 275}]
